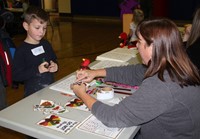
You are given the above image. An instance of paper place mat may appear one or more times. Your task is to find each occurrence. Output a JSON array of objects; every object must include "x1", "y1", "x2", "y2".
[
  {"x1": 110, "y1": 48, "x2": 138, "y2": 57},
  {"x1": 96, "y1": 52, "x2": 133, "y2": 63},
  {"x1": 77, "y1": 114, "x2": 124, "y2": 139},
  {"x1": 49, "y1": 75, "x2": 76, "y2": 95},
  {"x1": 91, "y1": 60, "x2": 128, "y2": 69}
]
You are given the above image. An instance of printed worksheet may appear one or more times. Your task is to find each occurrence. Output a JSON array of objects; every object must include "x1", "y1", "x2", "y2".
[
  {"x1": 91, "y1": 60, "x2": 128, "y2": 69},
  {"x1": 111, "y1": 48, "x2": 138, "y2": 57},
  {"x1": 49, "y1": 75, "x2": 96, "y2": 95},
  {"x1": 49, "y1": 75, "x2": 76, "y2": 95},
  {"x1": 96, "y1": 48, "x2": 138, "y2": 63},
  {"x1": 96, "y1": 52, "x2": 132, "y2": 62},
  {"x1": 77, "y1": 114, "x2": 124, "y2": 139}
]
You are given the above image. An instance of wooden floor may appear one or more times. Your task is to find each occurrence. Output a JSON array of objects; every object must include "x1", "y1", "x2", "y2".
[{"x1": 0, "y1": 15, "x2": 122, "y2": 138}]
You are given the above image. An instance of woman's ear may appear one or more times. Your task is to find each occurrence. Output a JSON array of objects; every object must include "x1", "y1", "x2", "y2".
[
  {"x1": 149, "y1": 43, "x2": 153, "y2": 48},
  {"x1": 23, "y1": 22, "x2": 28, "y2": 31},
  {"x1": 148, "y1": 43, "x2": 153, "y2": 59}
]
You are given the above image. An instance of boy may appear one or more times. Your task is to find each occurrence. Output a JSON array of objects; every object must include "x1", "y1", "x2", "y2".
[{"x1": 12, "y1": 6, "x2": 58, "y2": 97}]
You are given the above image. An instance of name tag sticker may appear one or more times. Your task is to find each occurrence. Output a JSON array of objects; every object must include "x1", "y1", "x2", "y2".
[{"x1": 31, "y1": 46, "x2": 45, "y2": 56}]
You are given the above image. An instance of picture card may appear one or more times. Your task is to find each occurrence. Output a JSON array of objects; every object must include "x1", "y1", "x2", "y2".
[
  {"x1": 34, "y1": 99, "x2": 68, "y2": 115},
  {"x1": 37, "y1": 115, "x2": 79, "y2": 134},
  {"x1": 65, "y1": 98, "x2": 89, "y2": 111}
]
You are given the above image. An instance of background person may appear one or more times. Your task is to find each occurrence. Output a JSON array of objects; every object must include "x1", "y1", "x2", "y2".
[
  {"x1": 0, "y1": 76, "x2": 6, "y2": 110},
  {"x1": 127, "y1": 8, "x2": 144, "y2": 46},
  {"x1": 183, "y1": 8, "x2": 200, "y2": 71}
]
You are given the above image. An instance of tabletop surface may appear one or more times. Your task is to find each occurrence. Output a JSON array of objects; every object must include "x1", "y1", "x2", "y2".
[{"x1": 5, "y1": 8, "x2": 23, "y2": 12}]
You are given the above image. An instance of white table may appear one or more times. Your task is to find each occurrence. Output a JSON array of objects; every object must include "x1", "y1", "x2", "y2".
[
  {"x1": 5, "y1": 8, "x2": 23, "y2": 13},
  {"x1": 0, "y1": 73, "x2": 140, "y2": 139}
]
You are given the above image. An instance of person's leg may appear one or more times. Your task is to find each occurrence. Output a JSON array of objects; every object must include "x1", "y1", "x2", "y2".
[
  {"x1": 0, "y1": 77, "x2": 7, "y2": 110},
  {"x1": 133, "y1": 129, "x2": 141, "y2": 139},
  {"x1": 26, "y1": 136, "x2": 37, "y2": 139}
]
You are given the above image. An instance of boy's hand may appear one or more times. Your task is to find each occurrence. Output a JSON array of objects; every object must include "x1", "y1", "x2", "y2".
[
  {"x1": 48, "y1": 60, "x2": 58, "y2": 73},
  {"x1": 38, "y1": 62, "x2": 49, "y2": 73}
]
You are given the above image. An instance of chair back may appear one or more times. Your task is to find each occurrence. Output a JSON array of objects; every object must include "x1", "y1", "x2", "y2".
[{"x1": 123, "y1": 14, "x2": 133, "y2": 34}]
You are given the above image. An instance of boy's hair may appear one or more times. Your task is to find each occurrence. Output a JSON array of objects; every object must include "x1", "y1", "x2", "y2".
[
  {"x1": 24, "y1": 6, "x2": 49, "y2": 24},
  {"x1": 133, "y1": 9, "x2": 144, "y2": 25}
]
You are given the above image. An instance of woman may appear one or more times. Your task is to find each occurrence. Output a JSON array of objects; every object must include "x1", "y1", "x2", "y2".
[
  {"x1": 183, "y1": 8, "x2": 200, "y2": 70},
  {"x1": 71, "y1": 18, "x2": 200, "y2": 139}
]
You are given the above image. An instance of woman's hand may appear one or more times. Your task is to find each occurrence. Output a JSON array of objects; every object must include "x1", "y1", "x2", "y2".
[
  {"x1": 71, "y1": 83, "x2": 87, "y2": 98},
  {"x1": 71, "y1": 82, "x2": 97, "y2": 110},
  {"x1": 76, "y1": 69, "x2": 96, "y2": 83}
]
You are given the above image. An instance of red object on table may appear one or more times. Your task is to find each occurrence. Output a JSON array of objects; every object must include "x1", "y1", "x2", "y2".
[{"x1": 80, "y1": 58, "x2": 90, "y2": 70}]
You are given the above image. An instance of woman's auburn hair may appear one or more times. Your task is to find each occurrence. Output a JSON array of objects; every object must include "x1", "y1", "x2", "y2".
[{"x1": 136, "y1": 18, "x2": 200, "y2": 87}]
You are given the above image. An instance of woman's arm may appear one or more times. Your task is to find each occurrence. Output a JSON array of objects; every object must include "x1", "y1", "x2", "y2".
[{"x1": 105, "y1": 64, "x2": 147, "y2": 86}]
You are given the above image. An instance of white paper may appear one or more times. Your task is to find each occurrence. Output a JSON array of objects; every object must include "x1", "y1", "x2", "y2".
[
  {"x1": 49, "y1": 75, "x2": 76, "y2": 95},
  {"x1": 111, "y1": 48, "x2": 138, "y2": 56},
  {"x1": 96, "y1": 48, "x2": 138, "y2": 63},
  {"x1": 91, "y1": 60, "x2": 128, "y2": 69},
  {"x1": 77, "y1": 114, "x2": 124, "y2": 139},
  {"x1": 31, "y1": 46, "x2": 45, "y2": 56},
  {"x1": 49, "y1": 75, "x2": 96, "y2": 95}
]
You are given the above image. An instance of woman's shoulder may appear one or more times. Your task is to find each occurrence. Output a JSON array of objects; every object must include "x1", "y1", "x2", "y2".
[{"x1": 143, "y1": 72, "x2": 174, "y2": 87}]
